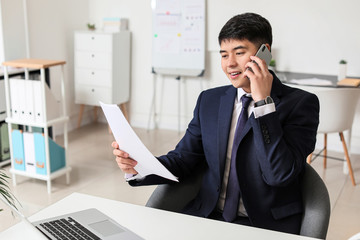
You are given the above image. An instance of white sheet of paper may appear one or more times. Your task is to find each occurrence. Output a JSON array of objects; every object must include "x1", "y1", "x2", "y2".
[{"x1": 100, "y1": 102, "x2": 178, "y2": 182}]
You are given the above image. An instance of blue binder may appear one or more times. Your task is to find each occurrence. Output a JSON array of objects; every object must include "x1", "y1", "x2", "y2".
[
  {"x1": 11, "y1": 130, "x2": 26, "y2": 171},
  {"x1": 33, "y1": 133, "x2": 65, "y2": 175}
]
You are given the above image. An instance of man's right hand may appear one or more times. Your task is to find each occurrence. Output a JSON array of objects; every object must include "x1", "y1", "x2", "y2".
[{"x1": 111, "y1": 141, "x2": 138, "y2": 175}]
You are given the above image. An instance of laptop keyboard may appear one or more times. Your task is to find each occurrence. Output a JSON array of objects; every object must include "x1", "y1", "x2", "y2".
[{"x1": 37, "y1": 217, "x2": 101, "y2": 240}]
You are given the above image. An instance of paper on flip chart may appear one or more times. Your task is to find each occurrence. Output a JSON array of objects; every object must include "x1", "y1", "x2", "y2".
[{"x1": 100, "y1": 102, "x2": 178, "y2": 182}]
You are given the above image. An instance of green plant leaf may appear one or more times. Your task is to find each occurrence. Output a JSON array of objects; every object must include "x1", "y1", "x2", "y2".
[
  {"x1": 0, "y1": 169, "x2": 20, "y2": 212},
  {"x1": 339, "y1": 59, "x2": 347, "y2": 64}
]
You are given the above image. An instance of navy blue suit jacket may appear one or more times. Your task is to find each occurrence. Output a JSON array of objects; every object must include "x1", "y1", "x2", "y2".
[{"x1": 130, "y1": 74, "x2": 319, "y2": 234}]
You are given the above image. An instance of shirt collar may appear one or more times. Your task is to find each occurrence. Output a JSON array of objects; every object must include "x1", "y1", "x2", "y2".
[{"x1": 237, "y1": 88, "x2": 252, "y2": 102}]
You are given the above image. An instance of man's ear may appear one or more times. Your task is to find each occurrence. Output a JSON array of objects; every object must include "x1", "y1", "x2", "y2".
[{"x1": 265, "y1": 43, "x2": 271, "y2": 52}]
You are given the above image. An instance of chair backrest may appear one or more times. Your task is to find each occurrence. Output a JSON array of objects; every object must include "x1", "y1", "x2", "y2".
[
  {"x1": 300, "y1": 164, "x2": 331, "y2": 239},
  {"x1": 145, "y1": 170, "x2": 203, "y2": 212},
  {"x1": 316, "y1": 88, "x2": 359, "y2": 133},
  {"x1": 294, "y1": 86, "x2": 360, "y2": 133},
  {"x1": 146, "y1": 164, "x2": 330, "y2": 239}
]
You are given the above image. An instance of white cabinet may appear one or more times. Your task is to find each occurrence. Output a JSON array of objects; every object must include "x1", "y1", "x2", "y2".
[{"x1": 74, "y1": 31, "x2": 131, "y2": 107}]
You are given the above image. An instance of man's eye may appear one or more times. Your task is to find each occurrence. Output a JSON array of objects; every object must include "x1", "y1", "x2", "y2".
[
  {"x1": 236, "y1": 52, "x2": 244, "y2": 55},
  {"x1": 221, "y1": 55, "x2": 228, "y2": 58}
]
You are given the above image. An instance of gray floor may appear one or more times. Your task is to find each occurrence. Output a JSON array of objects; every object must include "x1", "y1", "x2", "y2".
[{"x1": 0, "y1": 122, "x2": 359, "y2": 239}]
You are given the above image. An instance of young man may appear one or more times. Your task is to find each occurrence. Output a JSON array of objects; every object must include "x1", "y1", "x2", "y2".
[{"x1": 112, "y1": 13, "x2": 319, "y2": 234}]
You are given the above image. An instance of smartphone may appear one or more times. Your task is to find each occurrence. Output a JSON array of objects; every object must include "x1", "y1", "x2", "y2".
[
  {"x1": 246, "y1": 44, "x2": 272, "y2": 78},
  {"x1": 254, "y1": 43, "x2": 272, "y2": 66}
]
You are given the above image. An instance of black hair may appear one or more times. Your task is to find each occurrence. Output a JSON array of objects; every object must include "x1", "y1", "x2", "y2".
[{"x1": 218, "y1": 13, "x2": 272, "y2": 48}]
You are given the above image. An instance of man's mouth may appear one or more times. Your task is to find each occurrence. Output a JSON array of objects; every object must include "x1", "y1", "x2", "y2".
[{"x1": 229, "y1": 71, "x2": 241, "y2": 79}]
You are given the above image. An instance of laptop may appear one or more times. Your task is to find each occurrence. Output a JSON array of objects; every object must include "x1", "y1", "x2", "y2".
[
  {"x1": 32, "y1": 208, "x2": 145, "y2": 240},
  {"x1": 2, "y1": 198, "x2": 144, "y2": 240}
]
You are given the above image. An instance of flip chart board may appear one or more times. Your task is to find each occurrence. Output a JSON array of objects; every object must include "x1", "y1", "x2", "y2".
[{"x1": 151, "y1": 0, "x2": 205, "y2": 77}]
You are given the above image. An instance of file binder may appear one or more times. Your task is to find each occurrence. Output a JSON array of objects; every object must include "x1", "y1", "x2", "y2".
[
  {"x1": 11, "y1": 129, "x2": 26, "y2": 171},
  {"x1": 23, "y1": 132, "x2": 36, "y2": 175},
  {"x1": 0, "y1": 122, "x2": 10, "y2": 161},
  {"x1": 0, "y1": 80, "x2": 6, "y2": 121},
  {"x1": 10, "y1": 79, "x2": 21, "y2": 120},
  {"x1": 8, "y1": 79, "x2": 60, "y2": 123},
  {"x1": 34, "y1": 133, "x2": 65, "y2": 175},
  {"x1": 9, "y1": 79, "x2": 33, "y2": 122},
  {"x1": 24, "y1": 80, "x2": 36, "y2": 123},
  {"x1": 18, "y1": 79, "x2": 27, "y2": 121},
  {"x1": 32, "y1": 81, "x2": 42, "y2": 123},
  {"x1": 33, "y1": 81, "x2": 60, "y2": 123}
]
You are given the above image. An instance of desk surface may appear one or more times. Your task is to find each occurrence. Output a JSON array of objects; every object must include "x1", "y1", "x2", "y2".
[
  {"x1": 278, "y1": 71, "x2": 360, "y2": 88},
  {"x1": 0, "y1": 192, "x2": 317, "y2": 240}
]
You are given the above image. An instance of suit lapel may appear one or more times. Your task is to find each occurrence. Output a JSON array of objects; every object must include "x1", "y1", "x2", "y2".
[
  {"x1": 217, "y1": 87, "x2": 236, "y2": 178},
  {"x1": 270, "y1": 72, "x2": 283, "y2": 106}
]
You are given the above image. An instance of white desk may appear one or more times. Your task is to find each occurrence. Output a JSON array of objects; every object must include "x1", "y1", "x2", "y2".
[{"x1": 0, "y1": 192, "x2": 317, "y2": 240}]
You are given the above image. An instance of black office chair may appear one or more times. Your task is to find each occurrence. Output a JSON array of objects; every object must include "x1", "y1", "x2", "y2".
[
  {"x1": 300, "y1": 164, "x2": 331, "y2": 239},
  {"x1": 146, "y1": 168, "x2": 203, "y2": 213},
  {"x1": 146, "y1": 164, "x2": 331, "y2": 239}
]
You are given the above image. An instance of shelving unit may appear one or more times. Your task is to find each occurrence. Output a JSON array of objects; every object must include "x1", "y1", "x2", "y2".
[{"x1": 2, "y1": 59, "x2": 71, "y2": 193}]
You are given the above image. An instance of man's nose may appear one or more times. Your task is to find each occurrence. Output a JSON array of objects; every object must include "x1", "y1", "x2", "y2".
[{"x1": 227, "y1": 54, "x2": 237, "y2": 67}]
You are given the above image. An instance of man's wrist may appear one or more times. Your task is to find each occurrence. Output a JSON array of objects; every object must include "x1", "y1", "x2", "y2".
[{"x1": 254, "y1": 96, "x2": 274, "y2": 107}]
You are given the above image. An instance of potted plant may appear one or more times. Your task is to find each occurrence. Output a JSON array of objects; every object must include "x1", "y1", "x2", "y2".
[
  {"x1": 268, "y1": 59, "x2": 276, "y2": 72},
  {"x1": 338, "y1": 59, "x2": 347, "y2": 81},
  {"x1": 87, "y1": 23, "x2": 96, "y2": 31},
  {"x1": 0, "y1": 168, "x2": 19, "y2": 212}
]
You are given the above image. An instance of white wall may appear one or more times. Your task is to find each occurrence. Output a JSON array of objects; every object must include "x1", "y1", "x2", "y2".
[
  {"x1": 88, "y1": 0, "x2": 156, "y2": 128},
  {"x1": 86, "y1": 0, "x2": 360, "y2": 154},
  {"x1": 207, "y1": 0, "x2": 360, "y2": 76},
  {"x1": 12, "y1": 0, "x2": 359, "y2": 154},
  {"x1": 25, "y1": 0, "x2": 89, "y2": 132},
  {"x1": 206, "y1": 0, "x2": 360, "y2": 154},
  {"x1": 0, "y1": 0, "x2": 27, "y2": 63}
]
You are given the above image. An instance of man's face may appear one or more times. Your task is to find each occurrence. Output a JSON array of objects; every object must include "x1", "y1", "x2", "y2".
[{"x1": 220, "y1": 39, "x2": 258, "y2": 92}]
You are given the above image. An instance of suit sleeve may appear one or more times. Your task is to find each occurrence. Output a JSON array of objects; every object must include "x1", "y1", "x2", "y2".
[
  {"x1": 129, "y1": 91, "x2": 206, "y2": 186},
  {"x1": 250, "y1": 91, "x2": 319, "y2": 187},
  {"x1": 157, "y1": 91, "x2": 206, "y2": 179}
]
